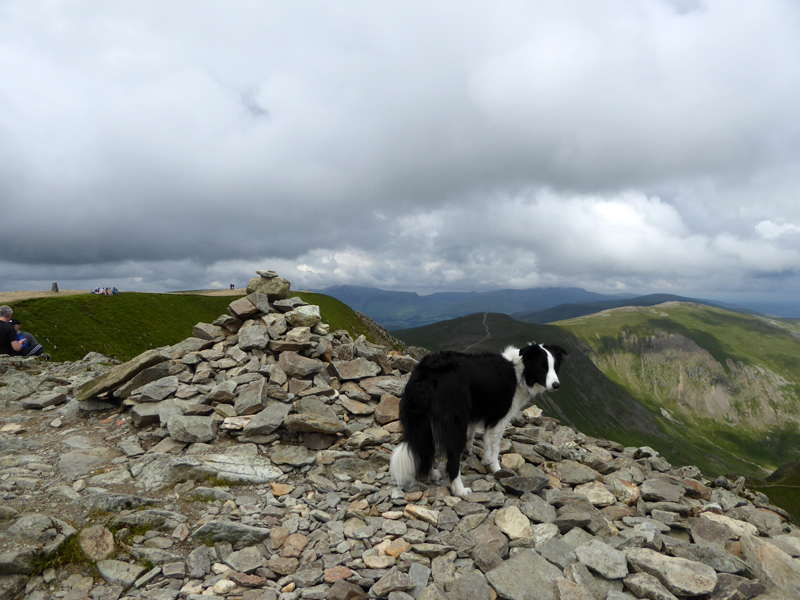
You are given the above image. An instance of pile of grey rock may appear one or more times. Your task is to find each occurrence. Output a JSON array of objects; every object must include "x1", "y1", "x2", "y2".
[{"x1": 0, "y1": 272, "x2": 798, "y2": 600}]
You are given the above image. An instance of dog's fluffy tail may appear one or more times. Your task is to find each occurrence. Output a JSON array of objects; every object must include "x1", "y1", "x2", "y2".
[{"x1": 390, "y1": 442, "x2": 417, "y2": 491}]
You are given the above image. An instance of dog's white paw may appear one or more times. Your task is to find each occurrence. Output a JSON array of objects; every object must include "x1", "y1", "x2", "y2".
[
  {"x1": 481, "y1": 458, "x2": 502, "y2": 473},
  {"x1": 451, "y1": 476, "x2": 471, "y2": 498}
]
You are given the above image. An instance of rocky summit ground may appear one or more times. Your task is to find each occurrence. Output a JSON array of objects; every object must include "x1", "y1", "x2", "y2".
[{"x1": 1, "y1": 275, "x2": 800, "y2": 600}]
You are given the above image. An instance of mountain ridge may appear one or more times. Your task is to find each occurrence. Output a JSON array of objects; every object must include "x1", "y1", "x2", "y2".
[
  {"x1": 315, "y1": 284, "x2": 782, "y2": 329},
  {"x1": 513, "y1": 293, "x2": 753, "y2": 324}
]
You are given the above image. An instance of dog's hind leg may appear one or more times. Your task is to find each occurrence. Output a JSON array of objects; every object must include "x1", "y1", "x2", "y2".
[
  {"x1": 429, "y1": 460, "x2": 442, "y2": 482},
  {"x1": 445, "y1": 434, "x2": 471, "y2": 498},
  {"x1": 465, "y1": 422, "x2": 480, "y2": 455},
  {"x1": 481, "y1": 424, "x2": 504, "y2": 473},
  {"x1": 446, "y1": 445, "x2": 471, "y2": 498}
]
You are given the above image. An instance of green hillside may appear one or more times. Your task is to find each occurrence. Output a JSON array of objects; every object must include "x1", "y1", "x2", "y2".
[
  {"x1": 513, "y1": 293, "x2": 741, "y2": 324},
  {"x1": 556, "y1": 303, "x2": 800, "y2": 475},
  {"x1": 5, "y1": 291, "x2": 385, "y2": 363}
]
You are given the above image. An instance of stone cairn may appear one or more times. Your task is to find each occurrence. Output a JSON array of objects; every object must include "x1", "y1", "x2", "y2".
[{"x1": 0, "y1": 272, "x2": 798, "y2": 600}]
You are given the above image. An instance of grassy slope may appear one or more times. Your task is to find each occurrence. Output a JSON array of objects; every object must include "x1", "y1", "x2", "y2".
[
  {"x1": 557, "y1": 303, "x2": 800, "y2": 382},
  {"x1": 749, "y1": 462, "x2": 800, "y2": 523},
  {"x1": 556, "y1": 303, "x2": 800, "y2": 475},
  {"x1": 6, "y1": 291, "x2": 384, "y2": 363},
  {"x1": 514, "y1": 293, "x2": 734, "y2": 324},
  {"x1": 7, "y1": 293, "x2": 238, "y2": 362},
  {"x1": 292, "y1": 291, "x2": 401, "y2": 350}
]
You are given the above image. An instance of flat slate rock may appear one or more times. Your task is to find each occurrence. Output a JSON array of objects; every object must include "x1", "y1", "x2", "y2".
[
  {"x1": 191, "y1": 520, "x2": 272, "y2": 549},
  {"x1": 74, "y1": 349, "x2": 165, "y2": 401},
  {"x1": 486, "y1": 549, "x2": 564, "y2": 600},
  {"x1": 96, "y1": 560, "x2": 146, "y2": 588},
  {"x1": 22, "y1": 391, "x2": 67, "y2": 409},
  {"x1": 501, "y1": 475, "x2": 549, "y2": 496},
  {"x1": 57, "y1": 447, "x2": 121, "y2": 479}
]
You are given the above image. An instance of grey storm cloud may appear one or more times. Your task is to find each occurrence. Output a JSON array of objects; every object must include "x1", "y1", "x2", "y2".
[{"x1": 2, "y1": 0, "x2": 800, "y2": 309}]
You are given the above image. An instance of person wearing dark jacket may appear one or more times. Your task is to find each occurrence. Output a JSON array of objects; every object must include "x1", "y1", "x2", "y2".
[{"x1": 0, "y1": 305, "x2": 24, "y2": 356}]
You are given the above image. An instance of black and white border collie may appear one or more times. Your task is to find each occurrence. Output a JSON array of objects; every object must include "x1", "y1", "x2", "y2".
[{"x1": 390, "y1": 343, "x2": 567, "y2": 498}]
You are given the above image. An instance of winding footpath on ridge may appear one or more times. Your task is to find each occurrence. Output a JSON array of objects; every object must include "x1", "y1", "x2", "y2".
[{"x1": 463, "y1": 313, "x2": 492, "y2": 352}]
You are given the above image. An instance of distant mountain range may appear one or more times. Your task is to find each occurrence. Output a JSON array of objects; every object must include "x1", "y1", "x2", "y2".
[
  {"x1": 314, "y1": 285, "x2": 620, "y2": 329},
  {"x1": 314, "y1": 285, "x2": 775, "y2": 329}
]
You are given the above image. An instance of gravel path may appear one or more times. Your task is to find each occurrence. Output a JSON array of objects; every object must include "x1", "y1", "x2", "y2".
[{"x1": 0, "y1": 289, "x2": 246, "y2": 304}]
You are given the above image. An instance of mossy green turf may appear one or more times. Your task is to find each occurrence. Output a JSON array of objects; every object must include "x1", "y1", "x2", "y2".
[
  {"x1": 7, "y1": 290, "x2": 383, "y2": 363},
  {"x1": 6, "y1": 293, "x2": 236, "y2": 362}
]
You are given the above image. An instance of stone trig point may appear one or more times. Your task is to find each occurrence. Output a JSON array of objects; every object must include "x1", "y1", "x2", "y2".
[{"x1": 51, "y1": 282, "x2": 59, "y2": 292}]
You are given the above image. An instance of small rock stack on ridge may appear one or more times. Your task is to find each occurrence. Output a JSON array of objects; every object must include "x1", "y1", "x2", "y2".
[{"x1": 0, "y1": 270, "x2": 798, "y2": 600}]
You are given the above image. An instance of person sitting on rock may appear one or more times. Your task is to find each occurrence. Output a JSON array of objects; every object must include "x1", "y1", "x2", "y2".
[
  {"x1": 8, "y1": 318, "x2": 44, "y2": 357},
  {"x1": 0, "y1": 305, "x2": 24, "y2": 356}
]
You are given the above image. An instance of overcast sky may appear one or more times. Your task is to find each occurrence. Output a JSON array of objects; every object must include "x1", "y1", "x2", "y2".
[{"x1": 3, "y1": 1, "x2": 800, "y2": 314}]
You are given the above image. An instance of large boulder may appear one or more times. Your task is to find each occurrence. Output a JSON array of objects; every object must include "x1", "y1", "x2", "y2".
[
  {"x1": 246, "y1": 271, "x2": 291, "y2": 301},
  {"x1": 74, "y1": 349, "x2": 166, "y2": 401}
]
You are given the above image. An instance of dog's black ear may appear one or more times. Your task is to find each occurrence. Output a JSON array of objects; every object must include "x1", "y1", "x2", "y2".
[
  {"x1": 544, "y1": 344, "x2": 568, "y2": 369},
  {"x1": 545, "y1": 344, "x2": 567, "y2": 358}
]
